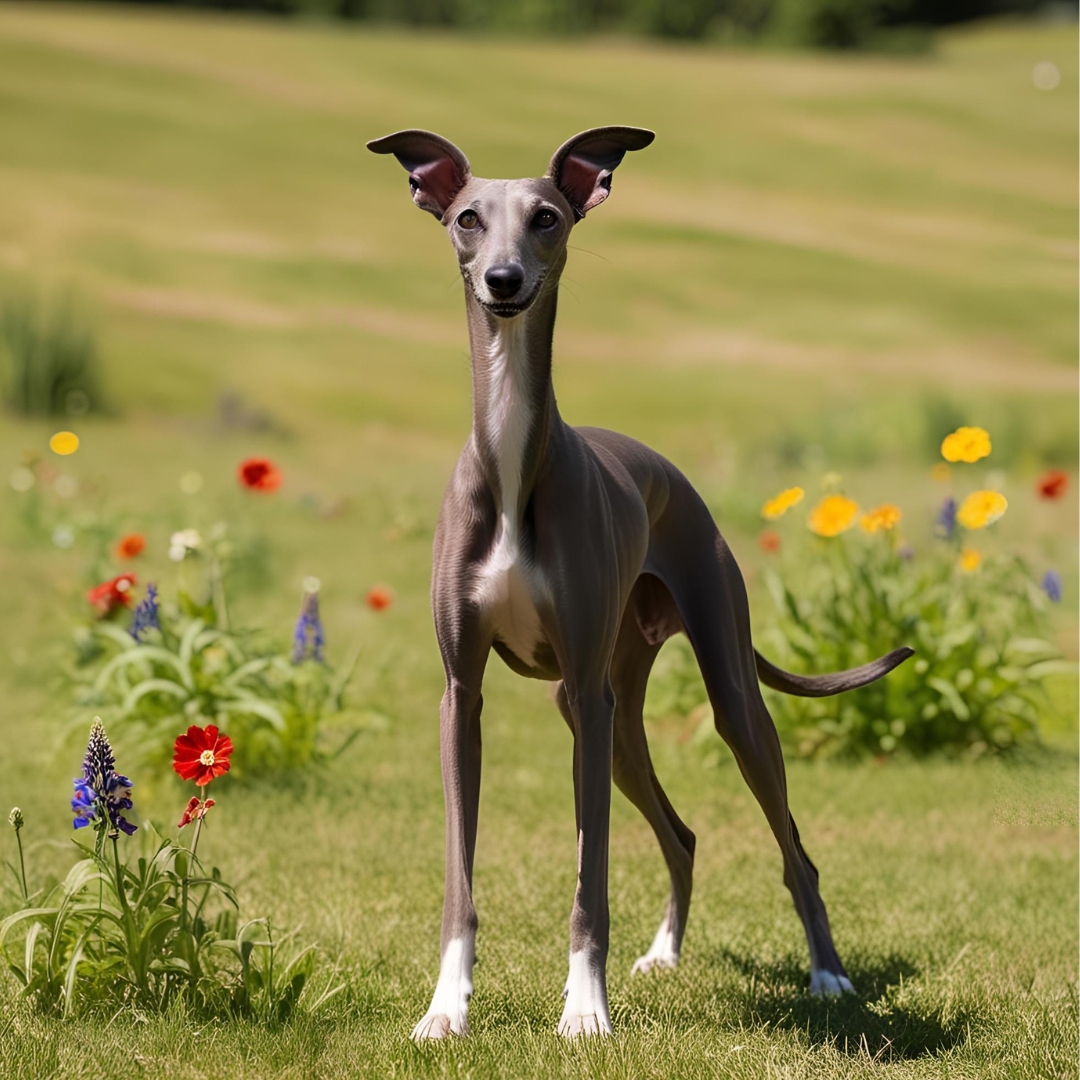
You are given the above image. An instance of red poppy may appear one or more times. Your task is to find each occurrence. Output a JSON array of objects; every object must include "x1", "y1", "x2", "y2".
[
  {"x1": 86, "y1": 574, "x2": 137, "y2": 616},
  {"x1": 1036, "y1": 469, "x2": 1069, "y2": 500},
  {"x1": 173, "y1": 724, "x2": 234, "y2": 787},
  {"x1": 758, "y1": 529, "x2": 781, "y2": 554},
  {"x1": 116, "y1": 533, "x2": 146, "y2": 560},
  {"x1": 237, "y1": 457, "x2": 282, "y2": 493},
  {"x1": 367, "y1": 585, "x2": 394, "y2": 612},
  {"x1": 178, "y1": 796, "x2": 215, "y2": 828}
]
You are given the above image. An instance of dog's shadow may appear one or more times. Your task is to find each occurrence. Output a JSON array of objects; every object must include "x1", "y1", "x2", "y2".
[{"x1": 702, "y1": 950, "x2": 972, "y2": 1061}]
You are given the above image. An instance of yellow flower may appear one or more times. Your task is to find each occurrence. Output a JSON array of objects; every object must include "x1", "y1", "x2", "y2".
[
  {"x1": 941, "y1": 426, "x2": 991, "y2": 464},
  {"x1": 762, "y1": 486, "x2": 805, "y2": 520},
  {"x1": 957, "y1": 490, "x2": 1008, "y2": 530},
  {"x1": 959, "y1": 548, "x2": 982, "y2": 573},
  {"x1": 49, "y1": 431, "x2": 79, "y2": 456},
  {"x1": 930, "y1": 463, "x2": 951, "y2": 483},
  {"x1": 860, "y1": 504, "x2": 903, "y2": 534},
  {"x1": 808, "y1": 495, "x2": 859, "y2": 538}
]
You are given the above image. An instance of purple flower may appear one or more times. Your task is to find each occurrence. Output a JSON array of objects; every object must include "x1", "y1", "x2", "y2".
[
  {"x1": 292, "y1": 587, "x2": 324, "y2": 664},
  {"x1": 130, "y1": 583, "x2": 160, "y2": 641},
  {"x1": 935, "y1": 497, "x2": 957, "y2": 540},
  {"x1": 1042, "y1": 569, "x2": 1063, "y2": 604},
  {"x1": 73, "y1": 718, "x2": 136, "y2": 837}
]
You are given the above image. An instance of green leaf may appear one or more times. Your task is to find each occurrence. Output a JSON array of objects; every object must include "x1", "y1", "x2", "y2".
[
  {"x1": 928, "y1": 677, "x2": 971, "y2": 721},
  {"x1": 122, "y1": 678, "x2": 189, "y2": 714}
]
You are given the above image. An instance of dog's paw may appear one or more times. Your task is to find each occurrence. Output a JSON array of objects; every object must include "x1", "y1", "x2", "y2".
[
  {"x1": 631, "y1": 918, "x2": 680, "y2": 975},
  {"x1": 411, "y1": 1009, "x2": 468, "y2": 1041},
  {"x1": 556, "y1": 1010, "x2": 612, "y2": 1038},
  {"x1": 809, "y1": 969, "x2": 855, "y2": 998}
]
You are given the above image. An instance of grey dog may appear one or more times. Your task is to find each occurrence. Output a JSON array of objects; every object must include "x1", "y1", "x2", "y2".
[{"x1": 367, "y1": 126, "x2": 912, "y2": 1039}]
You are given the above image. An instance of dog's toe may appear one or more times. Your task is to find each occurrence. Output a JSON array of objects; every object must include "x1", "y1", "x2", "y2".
[
  {"x1": 557, "y1": 1011, "x2": 612, "y2": 1038},
  {"x1": 411, "y1": 1011, "x2": 465, "y2": 1041},
  {"x1": 809, "y1": 969, "x2": 855, "y2": 998}
]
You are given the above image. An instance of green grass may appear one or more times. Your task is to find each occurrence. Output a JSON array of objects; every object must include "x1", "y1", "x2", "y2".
[{"x1": 0, "y1": 5, "x2": 1076, "y2": 1078}]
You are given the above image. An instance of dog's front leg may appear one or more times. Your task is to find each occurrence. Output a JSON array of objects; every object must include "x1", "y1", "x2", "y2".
[
  {"x1": 411, "y1": 677, "x2": 484, "y2": 1040},
  {"x1": 558, "y1": 681, "x2": 616, "y2": 1038}
]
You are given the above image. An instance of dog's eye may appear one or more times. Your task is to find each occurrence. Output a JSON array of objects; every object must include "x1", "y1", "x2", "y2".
[
  {"x1": 533, "y1": 209, "x2": 558, "y2": 230},
  {"x1": 457, "y1": 210, "x2": 479, "y2": 230}
]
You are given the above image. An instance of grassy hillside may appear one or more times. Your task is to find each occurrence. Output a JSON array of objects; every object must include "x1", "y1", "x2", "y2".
[{"x1": 0, "y1": 6, "x2": 1075, "y2": 1079}]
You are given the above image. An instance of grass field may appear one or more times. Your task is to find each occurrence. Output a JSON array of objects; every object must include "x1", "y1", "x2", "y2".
[{"x1": 0, "y1": 5, "x2": 1077, "y2": 1078}]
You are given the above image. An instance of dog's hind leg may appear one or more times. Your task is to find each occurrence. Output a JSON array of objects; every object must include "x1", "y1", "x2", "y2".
[{"x1": 662, "y1": 522, "x2": 853, "y2": 996}]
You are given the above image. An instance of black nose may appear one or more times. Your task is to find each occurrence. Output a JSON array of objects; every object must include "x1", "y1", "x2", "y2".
[{"x1": 484, "y1": 263, "x2": 525, "y2": 300}]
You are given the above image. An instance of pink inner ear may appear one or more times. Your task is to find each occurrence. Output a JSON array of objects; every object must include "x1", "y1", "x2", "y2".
[
  {"x1": 411, "y1": 155, "x2": 465, "y2": 215},
  {"x1": 559, "y1": 153, "x2": 604, "y2": 213}
]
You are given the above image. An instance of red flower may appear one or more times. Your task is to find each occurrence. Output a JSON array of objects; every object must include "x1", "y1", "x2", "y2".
[
  {"x1": 116, "y1": 533, "x2": 146, "y2": 560},
  {"x1": 1036, "y1": 469, "x2": 1069, "y2": 500},
  {"x1": 367, "y1": 585, "x2": 394, "y2": 612},
  {"x1": 758, "y1": 529, "x2": 781, "y2": 554},
  {"x1": 173, "y1": 724, "x2": 234, "y2": 787},
  {"x1": 86, "y1": 574, "x2": 136, "y2": 616},
  {"x1": 237, "y1": 457, "x2": 282, "y2": 493},
  {"x1": 178, "y1": 796, "x2": 215, "y2": 828}
]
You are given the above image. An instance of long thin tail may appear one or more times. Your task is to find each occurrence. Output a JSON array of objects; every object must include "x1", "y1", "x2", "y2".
[{"x1": 754, "y1": 646, "x2": 914, "y2": 698}]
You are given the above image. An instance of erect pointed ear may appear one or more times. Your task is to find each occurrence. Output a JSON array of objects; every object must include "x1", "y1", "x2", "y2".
[
  {"x1": 546, "y1": 126, "x2": 654, "y2": 219},
  {"x1": 366, "y1": 129, "x2": 471, "y2": 221}
]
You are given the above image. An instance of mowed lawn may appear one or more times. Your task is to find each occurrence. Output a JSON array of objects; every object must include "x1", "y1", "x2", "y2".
[{"x1": 0, "y1": 5, "x2": 1077, "y2": 1079}]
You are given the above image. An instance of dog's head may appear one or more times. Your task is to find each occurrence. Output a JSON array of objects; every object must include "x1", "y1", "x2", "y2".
[{"x1": 367, "y1": 127, "x2": 654, "y2": 319}]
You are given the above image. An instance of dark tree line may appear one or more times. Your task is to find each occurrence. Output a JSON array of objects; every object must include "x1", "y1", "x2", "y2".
[{"x1": 96, "y1": 0, "x2": 1067, "y2": 49}]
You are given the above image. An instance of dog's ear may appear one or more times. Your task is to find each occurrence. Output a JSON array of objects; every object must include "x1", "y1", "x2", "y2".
[
  {"x1": 546, "y1": 127, "x2": 654, "y2": 219},
  {"x1": 367, "y1": 130, "x2": 471, "y2": 221}
]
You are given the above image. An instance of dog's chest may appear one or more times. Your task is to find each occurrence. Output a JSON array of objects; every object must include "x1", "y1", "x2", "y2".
[
  {"x1": 470, "y1": 321, "x2": 548, "y2": 665},
  {"x1": 472, "y1": 529, "x2": 546, "y2": 663}
]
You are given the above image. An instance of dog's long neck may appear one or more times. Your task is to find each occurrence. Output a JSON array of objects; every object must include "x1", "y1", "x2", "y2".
[{"x1": 465, "y1": 287, "x2": 560, "y2": 528}]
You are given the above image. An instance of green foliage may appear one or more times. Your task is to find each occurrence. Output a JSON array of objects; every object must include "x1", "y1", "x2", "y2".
[
  {"x1": 0, "y1": 290, "x2": 106, "y2": 419},
  {"x1": 0, "y1": 826, "x2": 341, "y2": 1021},
  {"x1": 757, "y1": 537, "x2": 1069, "y2": 758},
  {"x1": 74, "y1": 611, "x2": 360, "y2": 778}
]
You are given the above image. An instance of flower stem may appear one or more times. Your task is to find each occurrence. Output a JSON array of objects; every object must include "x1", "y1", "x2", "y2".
[
  {"x1": 180, "y1": 810, "x2": 205, "y2": 933},
  {"x1": 14, "y1": 827, "x2": 27, "y2": 900}
]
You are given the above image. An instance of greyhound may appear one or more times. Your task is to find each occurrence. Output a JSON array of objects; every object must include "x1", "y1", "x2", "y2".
[{"x1": 367, "y1": 126, "x2": 913, "y2": 1040}]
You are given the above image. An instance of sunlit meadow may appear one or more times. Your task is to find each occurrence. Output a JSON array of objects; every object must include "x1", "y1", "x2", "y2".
[{"x1": 0, "y1": 5, "x2": 1076, "y2": 1079}]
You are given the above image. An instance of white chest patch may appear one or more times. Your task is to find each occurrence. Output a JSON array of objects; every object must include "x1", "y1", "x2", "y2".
[{"x1": 471, "y1": 319, "x2": 547, "y2": 665}]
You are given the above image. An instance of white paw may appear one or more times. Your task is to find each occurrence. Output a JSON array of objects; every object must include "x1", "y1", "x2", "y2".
[
  {"x1": 411, "y1": 1009, "x2": 468, "y2": 1040},
  {"x1": 558, "y1": 951, "x2": 611, "y2": 1038},
  {"x1": 411, "y1": 936, "x2": 474, "y2": 1041},
  {"x1": 809, "y1": 969, "x2": 855, "y2": 998},
  {"x1": 630, "y1": 918, "x2": 680, "y2": 975},
  {"x1": 557, "y1": 1009, "x2": 612, "y2": 1038}
]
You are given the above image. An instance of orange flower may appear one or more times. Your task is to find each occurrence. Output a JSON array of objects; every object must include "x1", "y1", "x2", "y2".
[
  {"x1": 959, "y1": 548, "x2": 982, "y2": 573},
  {"x1": 116, "y1": 533, "x2": 146, "y2": 560},
  {"x1": 761, "y1": 487, "x2": 804, "y2": 521},
  {"x1": 367, "y1": 585, "x2": 394, "y2": 611},
  {"x1": 941, "y1": 426, "x2": 991, "y2": 464},
  {"x1": 237, "y1": 457, "x2": 282, "y2": 493},
  {"x1": 86, "y1": 574, "x2": 136, "y2": 616},
  {"x1": 758, "y1": 529, "x2": 781, "y2": 554},
  {"x1": 860, "y1": 504, "x2": 902, "y2": 534},
  {"x1": 957, "y1": 490, "x2": 1007, "y2": 530},
  {"x1": 808, "y1": 495, "x2": 858, "y2": 538},
  {"x1": 1036, "y1": 469, "x2": 1068, "y2": 500}
]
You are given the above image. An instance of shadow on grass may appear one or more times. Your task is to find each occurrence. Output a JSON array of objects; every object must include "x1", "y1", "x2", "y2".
[{"x1": 716, "y1": 949, "x2": 973, "y2": 1061}]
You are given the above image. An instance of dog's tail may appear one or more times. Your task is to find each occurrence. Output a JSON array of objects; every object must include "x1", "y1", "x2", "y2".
[{"x1": 754, "y1": 646, "x2": 914, "y2": 698}]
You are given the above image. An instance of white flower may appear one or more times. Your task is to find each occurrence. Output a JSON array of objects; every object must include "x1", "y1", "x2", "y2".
[
  {"x1": 168, "y1": 528, "x2": 203, "y2": 561},
  {"x1": 52, "y1": 525, "x2": 75, "y2": 549},
  {"x1": 9, "y1": 467, "x2": 35, "y2": 493},
  {"x1": 302, "y1": 575, "x2": 321, "y2": 594}
]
